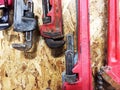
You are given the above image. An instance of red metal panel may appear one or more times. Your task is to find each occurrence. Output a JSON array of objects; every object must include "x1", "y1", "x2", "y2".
[
  {"x1": 63, "y1": 0, "x2": 93, "y2": 90},
  {"x1": 0, "y1": 0, "x2": 5, "y2": 5},
  {"x1": 104, "y1": 0, "x2": 120, "y2": 85},
  {"x1": 8, "y1": 0, "x2": 12, "y2": 6},
  {"x1": 0, "y1": 0, "x2": 12, "y2": 6}
]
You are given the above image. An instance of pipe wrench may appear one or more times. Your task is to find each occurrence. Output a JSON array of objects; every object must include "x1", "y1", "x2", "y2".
[
  {"x1": 12, "y1": 0, "x2": 36, "y2": 51},
  {"x1": 40, "y1": 0, "x2": 65, "y2": 49}
]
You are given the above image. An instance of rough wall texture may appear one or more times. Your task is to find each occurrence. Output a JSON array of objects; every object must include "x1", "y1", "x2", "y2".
[
  {"x1": 90, "y1": 0, "x2": 107, "y2": 76},
  {"x1": 0, "y1": 0, "x2": 108, "y2": 90},
  {"x1": 90, "y1": 0, "x2": 108, "y2": 89}
]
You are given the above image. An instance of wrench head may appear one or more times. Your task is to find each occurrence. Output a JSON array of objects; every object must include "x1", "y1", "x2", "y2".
[
  {"x1": 45, "y1": 38, "x2": 65, "y2": 49},
  {"x1": 12, "y1": 41, "x2": 32, "y2": 51}
]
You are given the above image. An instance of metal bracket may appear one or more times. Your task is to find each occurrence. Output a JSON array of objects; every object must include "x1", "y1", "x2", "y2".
[{"x1": 12, "y1": 0, "x2": 36, "y2": 51}]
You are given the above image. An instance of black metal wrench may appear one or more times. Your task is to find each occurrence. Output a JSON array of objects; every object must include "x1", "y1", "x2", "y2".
[{"x1": 12, "y1": 0, "x2": 36, "y2": 51}]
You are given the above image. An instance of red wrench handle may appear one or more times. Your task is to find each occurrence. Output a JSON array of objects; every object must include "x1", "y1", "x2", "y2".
[
  {"x1": 63, "y1": 0, "x2": 93, "y2": 90},
  {"x1": 102, "y1": 0, "x2": 120, "y2": 86},
  {"x1": 0, "y1": 0, "x2": 12, "y2": 6}
]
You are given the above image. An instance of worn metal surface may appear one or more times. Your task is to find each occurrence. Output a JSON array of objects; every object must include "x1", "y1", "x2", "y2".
[
  {"x1": 12, "y1": 0, "x2": 36, "y2": 51},
  {"x1": 40, "y1": 0, "x2": 65, "y2": 49}
]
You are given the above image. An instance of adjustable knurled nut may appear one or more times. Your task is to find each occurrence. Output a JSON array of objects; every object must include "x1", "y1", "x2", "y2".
[{"x1": 65, "y1": 74, "x2": 77, "y2": 84}]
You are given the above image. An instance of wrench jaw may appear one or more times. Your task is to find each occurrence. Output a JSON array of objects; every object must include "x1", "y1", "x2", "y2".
[
  {"x1": 45, "y1": 38, "x2": 65, "y2": 49},
  {"x1": 45, "y1": 37, "x2": 65, "y2": 57},
  {"x1": 12, "y1": 31, "x2": 33, "y2": 51},
  {"x1": 42, "y1": 17, "x2": 51, "y2": 24},
  {"x1": 0, "y1": 0, "x2": 12, "y2": 30},
  {"x1": 63, "y1": 34, "x2": 77, "y2": 84},
  {"x1": 12, "y1": 43, "x2": 32, "y2": 51},
  {"x1": 42, "y1": 0, "x2": 51, "y2": 24},
  {"x1": 12, "y1": 0, "x2": 36, "y2": 51}
]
